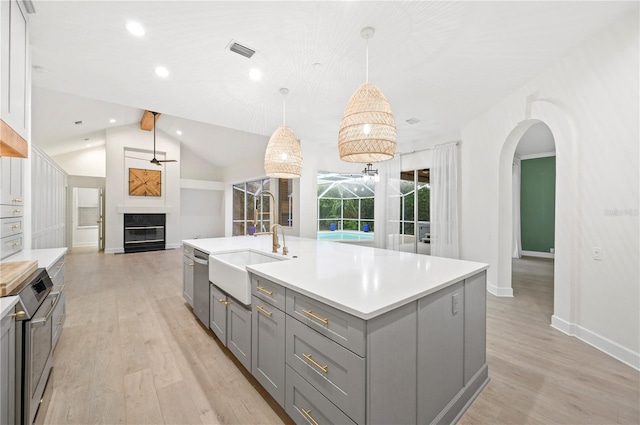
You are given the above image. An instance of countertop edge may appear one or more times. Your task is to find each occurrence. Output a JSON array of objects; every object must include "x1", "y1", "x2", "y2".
[
  {"x1": 0, "y1": 296, "x2": 19, "y2": 319},
  {"x1": 4, "y1": 248, "x2": 68, "y2": 269}
]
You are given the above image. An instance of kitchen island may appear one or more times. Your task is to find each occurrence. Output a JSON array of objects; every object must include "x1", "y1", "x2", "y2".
[{"x1": 183, "y1": 235, "x2": 489, "y2": 425}]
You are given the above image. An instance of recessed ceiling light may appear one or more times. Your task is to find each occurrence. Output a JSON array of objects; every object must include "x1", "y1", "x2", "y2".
[
  {"x1": 109, "y1": 118, "x2": 116, "y2": 123},
  {"x1": 176, "y1": 130, "x2": 182, "y2": 136},
  {"x1": 249, "y1": 68, "x2": 261, "y2": 81},
  {"x1": 155, "y1": 66, "x2": 169, "y2": 78},
  {"x1": 126, "y1": 21, "x2": 145, "y2": 37}
]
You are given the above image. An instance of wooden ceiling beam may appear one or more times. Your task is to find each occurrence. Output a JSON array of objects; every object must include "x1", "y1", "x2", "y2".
[{"x1": 140, "y1": 110, "x2": 160, "y2": 131}]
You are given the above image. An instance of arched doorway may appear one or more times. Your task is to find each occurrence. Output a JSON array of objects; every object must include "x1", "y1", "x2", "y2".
[{"x1": 497, "y1": 99, "x2": 579, "y2": 329}]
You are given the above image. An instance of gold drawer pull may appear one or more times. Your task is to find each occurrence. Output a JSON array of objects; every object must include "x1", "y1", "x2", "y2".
[
  {"x1": 10, "y1": 311, "x2": 25, "y2": 319},
  {"x1": 218, "y1": 298, "x2": 230, "y2": 306},
  {"x1": 256, "y1": 305, "x2": 272, "y2": 317},
  {"x1": 302, "y1": 353, "x2": 328, "y2": 374},
  {"x1": 57, "y1": 313, "x2": 66, "y2": 326},
  {"x1": 12, "y1": 198, "x2": 22, "y2": 203},
  {"x1": 11, "y1": 224, "x2": 19, "y2": 230},
  {"x1": 189, "y1": 262, "x2": 194, "y2": 268},
  {"x1": 302, "y1": 309, "x2": 328, "y2": 325},
  {"x1": 301, "y1": 409, "x2": 319, "y2": 425},
  {"x1": 12, "y1": 242, "x2": 20, "y2": 247},
  {"x1": 256, "y1": 286, "x2": 273, "y2": 296},
  {"x1": 13, "y1": 209, "x2": 21, "y2": 214}
]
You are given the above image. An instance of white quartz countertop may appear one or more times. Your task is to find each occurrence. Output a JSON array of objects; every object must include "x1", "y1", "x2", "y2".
[
  {"x1": 183, "y1": 236, "x2": 488, "y2": 320},
  {"x1": 4, "y1": 248, "x2": 67, "y2": 270},
  {"x1": 0, "y1": 296, "x2": 19, "y2": 319}
]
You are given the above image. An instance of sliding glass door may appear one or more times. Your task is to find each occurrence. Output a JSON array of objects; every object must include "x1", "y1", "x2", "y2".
[{"x1": 399, "y1": 169, "x2": 430, "y2": 254}]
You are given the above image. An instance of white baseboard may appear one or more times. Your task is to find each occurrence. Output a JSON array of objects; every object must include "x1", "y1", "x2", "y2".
[
  {"x1": 487, "y1": 282, "x2": 513, "y2": 297},
  {"x1": 166, "y1": 243, "x2": 181, "y2": 250},
  {"x1": 522, "y1": 250, "x2": 555, "y2": 259},
  {"x1": 72, "y1": 242, "x2": 99, "y2": 248},
  {"x1": 104, "y1": 247, "x2": 124, "y2": 254},
  {"x1": 551, "y1": 315, "x2": 639, "y2": 371}
]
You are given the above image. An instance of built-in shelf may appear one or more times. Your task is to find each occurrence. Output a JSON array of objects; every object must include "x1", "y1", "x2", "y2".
[{"x1": 116, "y1": 205, "x2": 172, "y2": 214}]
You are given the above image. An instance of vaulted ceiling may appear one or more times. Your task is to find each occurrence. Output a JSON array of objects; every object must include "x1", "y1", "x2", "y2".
[{"x1": 28, "y1": 1, "x2": 636, "y2": 166}]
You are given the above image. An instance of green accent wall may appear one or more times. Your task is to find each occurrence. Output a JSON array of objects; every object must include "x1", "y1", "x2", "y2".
[{"x1": 520, "y1": 156, "x2": 555, "y2": 252}]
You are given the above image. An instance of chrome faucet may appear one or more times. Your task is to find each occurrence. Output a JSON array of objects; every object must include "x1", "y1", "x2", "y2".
[{"x1": 270, "y1": 224, "x2": 288, "y2": 255}]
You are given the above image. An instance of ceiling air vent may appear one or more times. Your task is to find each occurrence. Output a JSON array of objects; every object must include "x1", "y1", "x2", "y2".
[
  {"x1": 405, "y1": 117, "x2": 421, "y2": 125},
  {"x1": 228, "y1": 40, "x2": 256, "y2": 59}
]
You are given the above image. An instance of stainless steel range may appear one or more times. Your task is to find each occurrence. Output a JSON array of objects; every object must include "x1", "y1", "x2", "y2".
[{"x1": 10, "y1": 268, "x2": 57, "y2": 425}]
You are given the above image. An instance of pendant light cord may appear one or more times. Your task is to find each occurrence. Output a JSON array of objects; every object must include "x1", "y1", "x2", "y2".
[
  {"x1": 283, "y1": 94, "x2": 286, "y2": 126},
  {"x1": 365, "y1": 37, "x2": 369, "y2": 83}
]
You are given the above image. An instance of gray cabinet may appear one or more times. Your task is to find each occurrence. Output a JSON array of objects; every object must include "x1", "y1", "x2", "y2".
[
  {"x1": 49, "y1": 254, "x2": 66, "y2": 350},
  {"x1": 251, "y1": 282, "x2": 286, "y2": 406},
  {"x1": 0, "y1": 157, "x2": 24, "y2": 259},
  {"x1": 0, "y1": 0, "x2": 30, "y2": 142},
  {"x1": 209, "y1": 283, "x2": 252, "y2": 372},
  {"x1": 1, "y1": 308, "x2": 16, "y2": 425},
  {"x1": 183, "y1": 251, "x2": 194, "y2": 307},
  {"x1": 247, "y1": 271, "x2": 489, "y2": 425}
]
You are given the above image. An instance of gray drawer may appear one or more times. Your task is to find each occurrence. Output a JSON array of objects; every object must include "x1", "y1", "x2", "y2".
[
  {"x1": 48, "y1": 255, "x2": 66, "y2": 291},
  {"x1": 252, "y1": 275, "x2": 286, "y2": 311},
  {"x1": 0, "y1": 205, "x2": 23, "y2": 218},
  {"x1": 286, "y1": 290, "x2": 366, "y2": 356},
  {"x1": 0, "y1": 234, "x2": 22, "y2": 259},
  {"x1": 285, "y1": 365, "x2": 357, "y2": 425},
  {"x1": 286, "y1": 316, "x2": 365, "y2": 425},
  {"x1": 0, "y1": 217, "x2": 22, "y2": 238}
]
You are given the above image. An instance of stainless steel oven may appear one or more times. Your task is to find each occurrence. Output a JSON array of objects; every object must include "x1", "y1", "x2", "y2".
[{"x1": 11, "y1": 268, "x2": 55, "y2": 425}]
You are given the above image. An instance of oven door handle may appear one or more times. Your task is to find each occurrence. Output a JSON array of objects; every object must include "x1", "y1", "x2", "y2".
[{"x1": 31, "y1": 293, "x2": 62, "y2": 328}]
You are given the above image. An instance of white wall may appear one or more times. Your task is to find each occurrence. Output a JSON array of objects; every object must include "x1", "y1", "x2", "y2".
[
  {"x1": 181, "y1": 144, "x2": 223, "y2": 181},
  {"x1": 51, "y1": 143, "x2": 106, "y2": 177},
  {"x1": 460, "y1": 13, "x2": 639, "y2": 368},
  {"x1": 180, "y1": 188, "x2": 224, "y2": 239},
  {"x1": 105, "y1": 124, "x2": 181, "y2": 253}
]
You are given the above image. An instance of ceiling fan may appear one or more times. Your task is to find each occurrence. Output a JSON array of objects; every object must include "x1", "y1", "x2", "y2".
[{"x1": 149, "y1": 111, "x2": 177, "y2": 166}]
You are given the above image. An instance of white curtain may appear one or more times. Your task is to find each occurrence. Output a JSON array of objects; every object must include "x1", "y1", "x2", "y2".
[
  {"x1": 431, "y1": 143, "x2": 459, "y2": 258},
  {"x1": 512, "y1": 162, "x2": 522, "y2": 258},
  {"x1": 374, "y1": 156, "x2": 401, "y2": 250}
]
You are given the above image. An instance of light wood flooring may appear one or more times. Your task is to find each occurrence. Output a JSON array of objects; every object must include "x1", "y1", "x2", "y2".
[{"x1": 41, "y1": 249, "x2": 639, "y2": 424}]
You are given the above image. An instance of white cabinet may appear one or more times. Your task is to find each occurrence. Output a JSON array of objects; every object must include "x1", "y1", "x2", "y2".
[
  {"x1": 31, "y1": 145, "x2": 67, "y2": 249},
  {"x1": 0, "y1": 0, "x2": 30, "y2": 143},
  {"x1": 209, "y1": 283, "x2": 252, "y2": 372},
  {"x1": 0, "y1": 156, "x2": 23, "y2": 205},
  {"x1": 0, "y1": 307, "x2": 16, "y2": 425}
]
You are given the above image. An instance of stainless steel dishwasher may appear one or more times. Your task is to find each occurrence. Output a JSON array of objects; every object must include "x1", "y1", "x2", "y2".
[{"x1": 192, "y1": 249, "x2": 210, "y2": 328}]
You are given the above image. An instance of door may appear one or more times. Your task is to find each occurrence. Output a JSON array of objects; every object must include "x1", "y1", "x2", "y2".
[
  {"x1": 72, "y1": 188, "x2": 100, "y2": 249},
  {"x1": 227, "y1": 302, "x2": 251, "y2": 372},
  {"x1": 209, "y1": 284, "x2": 227, "y2": 343}
]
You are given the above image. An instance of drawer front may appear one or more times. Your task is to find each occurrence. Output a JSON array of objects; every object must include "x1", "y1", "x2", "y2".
[
  {"x1": 0, "y1": 217, "x2": 22, "y2": 238},
  {"x1": 286, "y1": 316, "x2": 365, "y2": 424},
  {"x1": 0, "y1": 234, "x2": 22, "y2": 259},
  {"x1": 286, "y1": 290, "x2": 366, "y2": 356},
  {"x1": 0, "y1": 205, "x2": 23, "y2": 218},
  {"x1": 49, "y1": 256, "x2": 66, "y2": 290},
  {"x1": 285, "y1": 365, "x2": 357, "y2": 425},
  {"x1": 251, "y1": 275, "x2": 285, "y2": 311},
  {"x1": 52, "y1": 291, "x2": 66, "y2": 350}
]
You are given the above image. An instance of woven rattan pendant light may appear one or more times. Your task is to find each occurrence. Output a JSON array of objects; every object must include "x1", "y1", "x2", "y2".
[
  {"x1": 264, "y1": 88, "x2": 303, "y2": 178},
  {"x1": 338, "y1": 27, "x2": 396, "y2": 163}
]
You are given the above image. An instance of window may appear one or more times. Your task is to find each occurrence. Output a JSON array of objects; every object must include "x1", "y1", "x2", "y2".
[
  {"x1": 278, "y1": 178, "x2": 293, "y2": 227},
  {"x1": 399, "y1": 169, "x2": 430, "y2": 253},
  {"x1": 75, "y1": 188, "x2": 99, "y2": 228},
  {"x1": 232, "y1": 178, "x2": 270, "y2": 236},
  {"x1": 317, "y1": 171, "x2": 375, "y2": 233}
]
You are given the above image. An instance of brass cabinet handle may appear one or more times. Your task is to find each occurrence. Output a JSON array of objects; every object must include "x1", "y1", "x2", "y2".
[
  {"x1": 189, "y1": 262, "x2": 194, "y2": 268},
  {"x1": 256, "y1": 286, "x2": 273, "y2": 296},
  {"x1": 10, "y1": 311, "x2": 26, "y2": 319},
  {"x1": 57, "y1": 313, "x2": 66, "y2": 326},
  {"x1": 302, "y1": 353, "x2": 328, "y2": 374},
  {"x1": 256, "y1": 305, "x2": 272, "y2": 317},
  {"x1": 12, "y1": 242, "x2": 20, "y2": 247},
  {"x1": 301, "y1": 409, "x2": 319, "y2": 425},
  {"x1": 12, "y1": 198, "x2": 22, "y2": 203},
  {"x1": 11, "y1": 224, "x2": 19, "y2": 230},
  {"x1": 302, "y1": 309, "x2": 329, "y2": 325},
  {"x1": 218, "y1": 298, "x2": 230, "y2": 306},
  {"x1": 13, "y1": 209, "x2": 21, "y2": 214}
]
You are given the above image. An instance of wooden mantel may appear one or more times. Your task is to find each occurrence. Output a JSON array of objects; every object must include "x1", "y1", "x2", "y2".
[{"x1": 0, "y1": 119, "x2": 28, "y2": 158}]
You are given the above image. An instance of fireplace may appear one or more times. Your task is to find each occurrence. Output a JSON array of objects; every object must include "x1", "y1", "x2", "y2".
[{"x1": 124, "y1": 214, "x2": 166, "y2": 253}]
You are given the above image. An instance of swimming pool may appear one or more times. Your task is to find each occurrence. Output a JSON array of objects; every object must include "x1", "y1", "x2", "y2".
[{"x1": 317, "y1": 231, "x2": 374, "y2": 241}]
